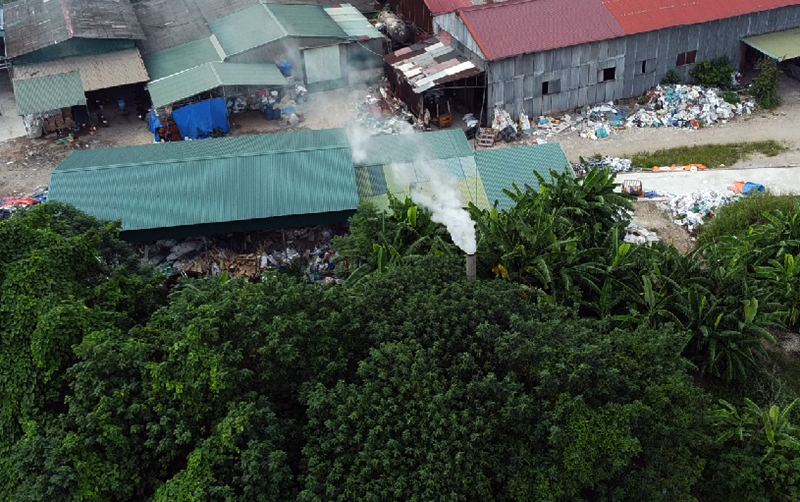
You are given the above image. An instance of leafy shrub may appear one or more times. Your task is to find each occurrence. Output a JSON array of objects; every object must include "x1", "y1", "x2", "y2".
[
  {"x1": 300, "y1": 260, "x2": 705, "y2": 502},
  {"x1": 698, "y1": 397, "x2": 800, "y2": 501},
  {"x1": 661, "y1": 69, "x2": 682, "y2": 85},
  {"x1": 752, "y1": 57, "x2": 782, "y2": 109},
  {"x1": 690, "y1": 56, "x2": 736, "y2": 89},
  {"x1": 630, "y1": 141, "x2": 785, "y2": 170},
  {"x1": 724, "y1": 90, "x2": 741, "y2": 104},
  {"x1": 698, "y1": 192, "x2": 798, "y2": 245}
]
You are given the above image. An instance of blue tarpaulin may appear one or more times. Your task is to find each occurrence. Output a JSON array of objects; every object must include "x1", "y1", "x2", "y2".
[
  {"x1": 148, "y1": 111, "x2": 163, "y2": 142},
  {"x1": 743, "y1": 182, "x2": 766, "y2": 195},
  {"x1": 172, "y1": 99, "x2": 230, "y2": 140}
]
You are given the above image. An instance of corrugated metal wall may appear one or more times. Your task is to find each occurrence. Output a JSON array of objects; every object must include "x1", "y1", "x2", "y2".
[
  {"x1": 434, "y1": 13, "x2": 486, "y2": 61},
  {"x1": 443, "y1": 5, "x2": 800, "y2": 118}
]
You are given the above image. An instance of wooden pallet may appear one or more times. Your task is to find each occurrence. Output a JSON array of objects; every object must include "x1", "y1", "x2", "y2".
[{"x1": 477, "y1": 132, "x2": 495, "y2": 148}]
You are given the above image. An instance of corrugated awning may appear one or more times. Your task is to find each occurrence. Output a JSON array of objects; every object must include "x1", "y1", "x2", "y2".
[
  {"x1": 148, "y1": 62, "x2": 288, "y2": 108},
  {"x1": 384, "y1": 37, "x2": 483, "y2": 94},
  {"x1": 12, "y1": 48, "x2": 150, "y2": 92},
  {"x1": 743, "y1": 27, "x2": 800, "y2": 62},
  {"x1": 13, "y1": 71, "x2": 87, "y2": 116}
]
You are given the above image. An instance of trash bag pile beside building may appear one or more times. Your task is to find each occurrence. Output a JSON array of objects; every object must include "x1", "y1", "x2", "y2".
[{"x1": 493, "y1": 84, "x2": 757, "y2": 144}]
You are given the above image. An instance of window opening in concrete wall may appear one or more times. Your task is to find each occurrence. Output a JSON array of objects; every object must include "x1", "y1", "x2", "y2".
[
  {"x1": 676, "y1": 50, "x2": 697, "y2": 67},
  {"x1": 542, "y1": 79, "x2": 560, "y2": 95},
  {"x1": 601, "y1": 67, "x2": 616, "y2": 82}
]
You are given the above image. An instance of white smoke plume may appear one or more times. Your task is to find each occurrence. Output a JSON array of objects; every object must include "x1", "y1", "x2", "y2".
[
  {"x1": 345, "y1": 119, "x2": 476, "y2": 255},
  {"x1": 398, "y1": 162, "x2": 477, "y2": 255}
]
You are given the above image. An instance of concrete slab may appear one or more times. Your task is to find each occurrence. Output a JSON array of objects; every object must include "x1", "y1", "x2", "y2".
[
  {"x1": 0, "y1": 70, "x2": 26, "y2": 142},
  {"x1": 616, "y1": 166, "x2": 800, "y2": 196}
]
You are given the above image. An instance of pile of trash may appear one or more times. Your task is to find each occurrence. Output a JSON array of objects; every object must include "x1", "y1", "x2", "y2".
[
  {"x1": 356, "y1": 84, "x2": 418, "y2": 135},
  {"x1": 0, "y1": 186, "x2": 48, "y2": 222},
  {"x1": 136, "y1": 225, "x2": 347, "y2": 284},
  {"x1": 626, "y1": 85, "x2": 755, "y2": 129},
  {"x1": 624, "y1": 224, "x2": 661, "y2": 245},
  {"x1": 493, "y1": 84, "x2": 756, "y2": 143},
  {"x1": 572, "y1": 157, "x2": 635, "y2": 177},
  {"x1": 658, "y1": 190, "x2": 741, "y2": 232}
]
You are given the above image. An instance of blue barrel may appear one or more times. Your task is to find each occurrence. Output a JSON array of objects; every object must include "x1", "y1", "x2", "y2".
[
  {"x1": 280, "y1": 61, "x2": 292, "y2": 77},
  {"x1": 117, "y1": 98, "x2": 126, "y2": 111},
  {"x1": 264, "y1": 107, "x2": 274, "y2": 120}
]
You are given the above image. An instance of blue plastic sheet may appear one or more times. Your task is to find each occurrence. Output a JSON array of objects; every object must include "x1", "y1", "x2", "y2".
[
  {"x1": 743, "y1": 182, "x2": 766, "y2": 195},
  {"x1": 172, "y1": 99, "x2": 230, "y2": 140},
  {"x1": 148, "y1": 111, "x2": 163, "y2": 142}
]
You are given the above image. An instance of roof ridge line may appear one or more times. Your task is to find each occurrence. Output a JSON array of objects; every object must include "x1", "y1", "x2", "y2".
[
  {"x1": 261, "y1": 2, "x2": 290, "y2": 37},
  {"x1": 208, "y1": 61, "x2": 223, "y2": 85},
  {"x1": 54, "y1": 144, "x2": 352, "y2": 173}
]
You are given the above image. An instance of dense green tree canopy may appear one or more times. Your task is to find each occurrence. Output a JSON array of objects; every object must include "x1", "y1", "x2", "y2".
[{"x1": 2, "y1": 171, "x2": 800, "y2": 501}]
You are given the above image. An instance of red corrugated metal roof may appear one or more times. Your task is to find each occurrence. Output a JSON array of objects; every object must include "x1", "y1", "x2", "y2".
[
  {"x1": 458, "y1": 0, "x2": 627, "y2": 60},
  {"x1": 425, "y1": 0, "x2": 473, "y2": 15},
  {"x1": 602, "y1": 0, "x2": 800, "y2": 34}
]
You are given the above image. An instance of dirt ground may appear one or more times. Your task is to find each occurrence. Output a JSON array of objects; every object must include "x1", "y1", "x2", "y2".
[
  {"x1": 0, "y1": 86, "x2": 370, "y2": 200},
  {"x1": 631, "y1": 200, "x2": 695, "y2": 253}
]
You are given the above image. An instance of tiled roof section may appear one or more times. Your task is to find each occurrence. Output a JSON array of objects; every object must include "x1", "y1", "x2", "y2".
[
  {"x1": 268, "y1": 4, "x2": 348, "y2": 38},
  {"x1": 352, "y1": 129, "x2": 475, "y2": 167},
  {"x1": 49, "y1": 145, "x2": 360, "y2": 232},
  {"x1": 143, "y1": 37, "x2": 224, "y2": 81},
  {"x1": 5, "y1": 0, "x2": 145, "y2": 58},
  {"x1": 424, "y1": 0, "x2": 472, "y2": 15},
  {"x1": 475, "y1": 143, "x2": 571, "y2": 211},
  {"x1": 384, "y1": 37, "x2": 483, "y2": 94},
  {"x1": 13, "y1": 71, "x2": 87, "y2": 115},
  {"x1": 13, "y1": 48, "x2": 149, "y2": 92},
  {"x1": 56, "y1": 128, "x2": 349, "y2": 171},
  {"x1": 324, "y1": 4, "x2": 383, "y2": 39},
  {"x1": 601, "y1": 0, "x2": 800, "y2": 35},
  {"x1": 457, "y1": 0, "x2": 626, "y2": 60},
  {"x1": 209, "y1": 4, "x2": 287, "y2": 57}
]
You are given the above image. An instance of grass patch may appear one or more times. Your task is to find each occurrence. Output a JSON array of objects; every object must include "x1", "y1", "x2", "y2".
[
  {"x1": 629, "y1": 141, "x2": 786, "y2": 169},
  {"x1": 698, "y1": 192, "x2": 799, "y2": 246}
]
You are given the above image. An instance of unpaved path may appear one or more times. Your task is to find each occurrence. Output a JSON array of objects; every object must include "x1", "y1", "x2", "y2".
[{"x1": 631, "y1": 200, "x2": 694, "y2": 253}]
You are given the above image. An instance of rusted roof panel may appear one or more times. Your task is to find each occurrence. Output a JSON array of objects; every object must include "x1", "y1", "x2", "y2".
[
  {"x1": 601, "y1": 0, "x2": 800, "y2": 35},
  {"x1": 457, "y1": 0, "x2": 626, "y2": 60}
]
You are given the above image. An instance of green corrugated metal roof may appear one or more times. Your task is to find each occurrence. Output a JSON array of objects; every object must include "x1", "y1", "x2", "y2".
[
  {"x1": 743, "y1": 27, "x2": 800, "y2": 61},
  {"x1": 144, "y1": 37, "x2": 223, "y2": 81},
  {"x1": 147, "y1": 62, "x2": 288, "y2": 108},
  {"x1": 209, "y1": 4, "x2": 286, "y2": 57},
  {"x1": 49, "y1": 143, "x2": 359, "y2": 233},
  {"x1": 147, "y1": 64, "x2": 220, "y2": 108},
  {"x1": 324, "y1": 4, "x2": 383, "y2": 39},
  {"x1": 475, "y1": 144, "x2": 571, "y2": 211},
  {"x1": 353, "y1": 129, "x2": 475, "y2": 167},
  {"x1": 267, "y1": 4, "x2": 348, "y2": 38},
  {"x1": 13, "y1": 71, "x2": 87, "y2": 115},
  {"x1": 56, "y1": 129, "x2": 350, "y2": 171},
  {"x1": 212, "y1": 62, "x2": 287, "y2": 86}
]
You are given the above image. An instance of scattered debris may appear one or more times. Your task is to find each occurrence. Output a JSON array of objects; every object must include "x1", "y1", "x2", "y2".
[
  {"x1": 356, "y1": 81, "x2": 418, "y2": 135},
  {"x1": 492, "y1": 84, "x2": 757, "y2": 146},
  {"x1": 134, "y1": 225, "x2": 347, "y2": 283},
  {"x1": 624, "y1": 224, "x2": 661, "y2": 245},
  {"x1": 657, "y1": 190, "x2": 741, "y2": 232},
  {"x1": 572, "y1": 157, "x2": 635, "y2": 177},
  {"x1": 0, "y1": 185, "x2": 48, "y2": 221}
]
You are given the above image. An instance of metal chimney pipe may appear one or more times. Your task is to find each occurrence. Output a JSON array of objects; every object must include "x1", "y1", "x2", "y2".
[{"x1": 466, "y1": 254, "x2": 477, "y2": 282}]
